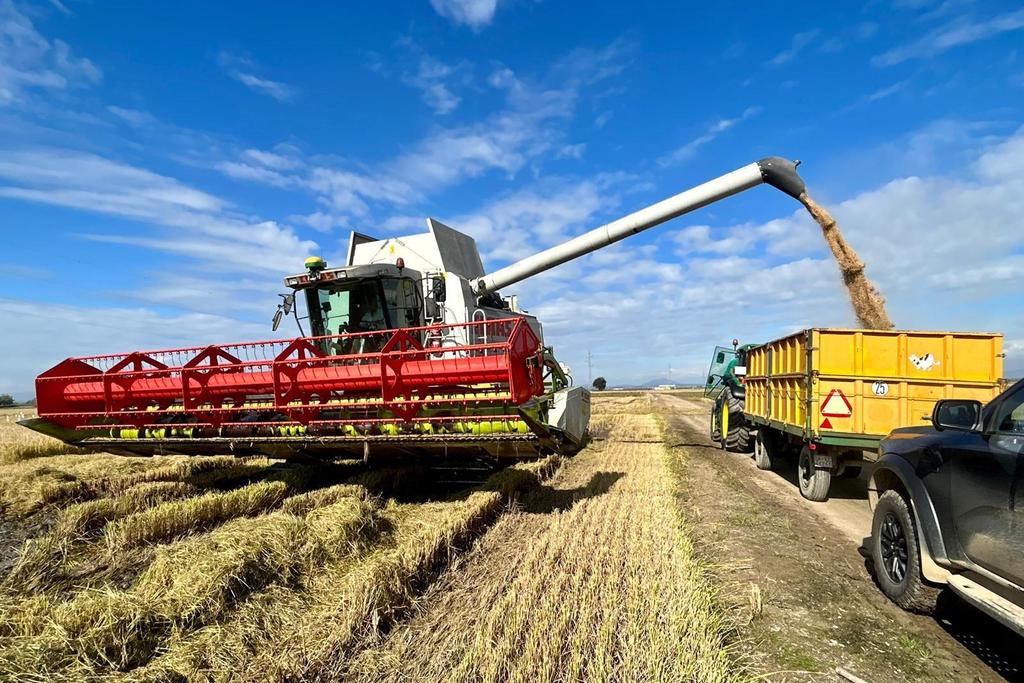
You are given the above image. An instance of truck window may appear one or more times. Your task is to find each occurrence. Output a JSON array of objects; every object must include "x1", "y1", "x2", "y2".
[{"x1": 994, "y1": 387, "x2": 1024, "y2": 434}]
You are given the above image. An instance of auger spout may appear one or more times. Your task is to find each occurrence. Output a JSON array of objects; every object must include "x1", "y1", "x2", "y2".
[{"x1": 475, "y1": 157, "x2": 804, "y2": 295}]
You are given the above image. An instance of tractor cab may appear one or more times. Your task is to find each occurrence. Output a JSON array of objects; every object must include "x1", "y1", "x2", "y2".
[{"x1": 704, "y1": 340, "x2": 760, "y2": 399}]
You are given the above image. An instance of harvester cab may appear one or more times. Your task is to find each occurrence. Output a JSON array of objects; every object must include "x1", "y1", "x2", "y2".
[{"x1": 23, "y1": 157, "x2": 807, "y2": 465}]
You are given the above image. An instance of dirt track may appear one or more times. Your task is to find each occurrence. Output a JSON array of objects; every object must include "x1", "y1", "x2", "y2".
[{"x1": 655, "y1": 392, "x2": 1023, "y2": 682}]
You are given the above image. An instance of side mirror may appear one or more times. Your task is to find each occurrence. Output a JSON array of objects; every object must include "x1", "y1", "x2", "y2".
[
  {"x1": 272, "y1": 308, "x2": 284, "y2": 332},
  {"x1": 932, "y1": 399, "x2": 982, "y2": 432},
  {"x1": 431, "y1": 277, "x2": 446, "y2": 303}
]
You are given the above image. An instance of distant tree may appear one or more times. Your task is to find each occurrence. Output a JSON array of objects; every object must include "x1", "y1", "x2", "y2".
[
  {"x1": 0, "y1": 394, "x2": 14, "y2": 407},
  {"x1": 592, "y1": 377, "x2": 607, "y2": 391}
]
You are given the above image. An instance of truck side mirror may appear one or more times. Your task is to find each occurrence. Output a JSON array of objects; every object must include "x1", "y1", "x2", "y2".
[
  {"x1": 932, "y1": 399, "x2": 982, "y2": 432},
  {"x1": 272, "y1": 308, "x2": 284, "y2": 332}
]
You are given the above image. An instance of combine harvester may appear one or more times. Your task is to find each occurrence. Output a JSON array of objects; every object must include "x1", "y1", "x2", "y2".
[{"x1": 23, "y1": 158, "x2": 808, "y2": 463}]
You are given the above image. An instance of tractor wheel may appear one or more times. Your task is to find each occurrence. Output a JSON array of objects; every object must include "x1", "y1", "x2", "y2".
[
  {"x1": 721, "y1": 388, "x2": 752, "y2": 453},
  {"x1": 797, "y1": 445, "x2": 831, "y2": 502}
]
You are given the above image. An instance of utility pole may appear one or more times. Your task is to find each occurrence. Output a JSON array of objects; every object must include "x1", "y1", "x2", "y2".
[{"x1": 587, "y1": 350, "x2": 593, "y2": 386}]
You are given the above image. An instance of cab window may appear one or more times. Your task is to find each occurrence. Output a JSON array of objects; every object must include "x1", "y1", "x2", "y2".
[
  {"x1": 994, "y1": 386, "x2": 1024, "y2": 434},
  {"x1": 381, "y1": 277, "x2": 422, "y2": 328}
]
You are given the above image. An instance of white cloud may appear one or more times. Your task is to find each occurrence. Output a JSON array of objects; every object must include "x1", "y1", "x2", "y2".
[
  {"x1": 289, "y1": 211, "x2": 349, "y2": 232},
  {"x1": 242, "y1": 147, "x2": 302, "y2": 170},
  {"x1": 107, "y1": 105, "x2": 157, "y2": 127},
  {"x1": 0, "y1": 298, "x2": 273, "y2": 397},
  {"x1": 215, "y1": 160, "x2": 296, "y2": 188},
  {"x1": 767, "y1": 29, "x2": 820, "y2": 66},
  {"x1": 429, "y1": 0, "x2": 500, "y2": 30},
  {"x1": 220, "y1": 41, "x2": 633, "y2": 222},
  {"x1": 404, "y1": 52, "x2": 463, "y2": 114},
  {"x1": 218, "y1": 51, "x2": 295, "y2": 101},
  {"x1": 658, "y1": 106, "x2": 762, "y2": 166},
  {"x1": 0, "y1": 147, "x2": 317, "y2": 273},
  {"x1": 557, "y1": 143, "x2": 586, "y2": 160},
  {"x1": 874, "y1": 8, "x2": 1024, "y2": 65},
  {"x1": 443, "y1": 177, "x2": 619, "y2": 263},
  {"x1": 0, "y1": 0, "x2": 101, "y2": 105}
]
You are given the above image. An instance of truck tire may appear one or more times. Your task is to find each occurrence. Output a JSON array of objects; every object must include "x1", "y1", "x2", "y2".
[
  {"x1": 797, "y1": 445, "x2": 831, "y2": 502},
  {"x1": 753, "y1": 429, "x2": 774, "y2": 470},
  {"x1": 871, "y1": 490, "x2": 940, "y2": 614},
  {"x1": 720, "y1": 388, "x2": 752, "y2": 453}
]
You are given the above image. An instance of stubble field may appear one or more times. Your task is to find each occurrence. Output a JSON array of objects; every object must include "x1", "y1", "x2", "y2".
[{"x1": 0, "y1": 397, "x2": 741, "y2": 682}]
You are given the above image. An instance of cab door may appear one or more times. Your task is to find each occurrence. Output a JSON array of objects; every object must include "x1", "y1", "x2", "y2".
[{"x1": 950, "y1": 383, "x2": 1024, "y2": 586}]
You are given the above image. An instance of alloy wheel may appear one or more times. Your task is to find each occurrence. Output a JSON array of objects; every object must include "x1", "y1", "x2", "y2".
[{"x1": 879, "y1": 512, "x2": 909, "y2": 583}]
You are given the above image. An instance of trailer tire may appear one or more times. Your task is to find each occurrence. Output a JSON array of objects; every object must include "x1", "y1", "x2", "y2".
[
  {"x1": 753, "y1": 429, "x2": 774, "y2": 470},
  {"x1": 721, "y1": 388, "x2": 752, "y2": 453},
  {"x1": 797, "y1": 445, "x2": 831, "y2": 502},
  {"x1": 871, "y1": 490, "x2": 940, "y2": 614}
]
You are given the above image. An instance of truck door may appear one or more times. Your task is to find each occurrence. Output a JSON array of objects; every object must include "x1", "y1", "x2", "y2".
[{"x1": 950, "y1": 383, "x2": 1024, "y2": 586}]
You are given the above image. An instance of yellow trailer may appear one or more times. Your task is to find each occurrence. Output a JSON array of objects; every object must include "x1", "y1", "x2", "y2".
[{"x1": 742, "y1": 328, "x2": 1003, "y2": 501}]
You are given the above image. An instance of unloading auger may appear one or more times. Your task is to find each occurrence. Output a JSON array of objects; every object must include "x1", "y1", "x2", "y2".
[{"x1": 22, "y1": 157, "x2": 806, "y2": 462}]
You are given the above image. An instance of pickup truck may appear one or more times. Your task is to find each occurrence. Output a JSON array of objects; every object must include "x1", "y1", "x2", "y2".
[{"x1": 869, "y1": 378, "x2": 1024, "y2": 635}]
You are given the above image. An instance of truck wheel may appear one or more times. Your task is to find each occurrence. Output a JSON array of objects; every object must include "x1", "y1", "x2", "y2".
[
  {"x1": 871, "y1": 490, "x2": 940, "y2": 614},
  {"x1": 753, "y1": 430, "x2": 774, "y2": 470},
  {"x1": 721, "y1": 388, "x2": 752, "y2": 453},
  {"x1": 797, "y1": 445, "x2": 831, "y2": 502}
]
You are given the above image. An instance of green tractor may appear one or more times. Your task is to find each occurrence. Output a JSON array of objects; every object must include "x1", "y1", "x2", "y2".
[{"x1": 704, "y1": 340, "x2": 759, "y2": 452}]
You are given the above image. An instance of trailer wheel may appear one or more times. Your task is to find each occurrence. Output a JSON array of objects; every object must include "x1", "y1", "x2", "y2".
[
  {"x1": 797, "y1": 445, "x2": 831, "y2": 502},
  {"x1": 870, "y1": 490, "x2": 939, "y2": 614},
  {"x1": 753, "y1": 429, "x2": 775, "y2": 470},
  {"x1": 721, "y1": 388, "x2": 752, "y2": 453}
]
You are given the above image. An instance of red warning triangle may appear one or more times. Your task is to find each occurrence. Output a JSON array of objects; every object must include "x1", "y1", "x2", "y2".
[
  {"x1": 820, "y1": 389, "x2": 853, "y2": 417},
  {"x1": 820, "y1": 417, "x2": 833, "y2": 429}
]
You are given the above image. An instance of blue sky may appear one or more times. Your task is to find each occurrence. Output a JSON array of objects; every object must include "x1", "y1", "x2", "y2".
[{"x1": 1, "y1": 0, "x2": 1023, "y2": 397}]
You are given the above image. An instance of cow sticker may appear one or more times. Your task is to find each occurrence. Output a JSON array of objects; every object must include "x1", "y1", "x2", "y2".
[{"x1": 909, "y1": 353, "x2": 940, "y2": 371}]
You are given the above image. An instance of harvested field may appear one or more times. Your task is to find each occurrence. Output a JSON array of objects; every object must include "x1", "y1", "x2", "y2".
[
  {"x1": 0, "y1": 407, "x2": 568, "y2": 682},
  {"x1": 4, "y1": 392, "x2": 1005, "y2": 681},
  {"x1": 342, "y1": 396, "x2": 738, "y2": 683},
  {"x1": 10, "y1": 394, "x2": 953, "y2": 681}
]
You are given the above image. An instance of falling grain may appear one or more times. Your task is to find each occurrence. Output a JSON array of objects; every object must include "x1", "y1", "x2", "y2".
[{"x1": 799, "y1": 193, "x2": 894, "y2": 329}]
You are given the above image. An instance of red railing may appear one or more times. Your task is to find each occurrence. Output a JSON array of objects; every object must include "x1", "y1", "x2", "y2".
[{"x1": 36, "y1": 319, "x2": 544, "y2": 430}]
